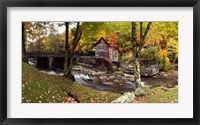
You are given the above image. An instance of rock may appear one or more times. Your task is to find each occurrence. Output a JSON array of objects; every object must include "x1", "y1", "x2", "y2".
[
  {"x1": 111, "y1": 92, "x2": 135, "y2": 103},
  {"x1": 90, "y1": 77, "x2": 99, "y2": 81},
  {"x1": 126, "y1": 81, "x2": 134, "y2": 85},
  {"x1": 99, "y1": 76, "x2": 106, "y2": 80},
  {"x1": 108, "y1": 75, "x2": 116, "y2": 79},
  {"x1": 128, "y1": 64, "x2": 133, "y2": 68},
  {"x1": 125, "y1": 78, "x2": 135, "y2": 82},
  {"x1": 121, "y1": 68, "x2": 134, "y2": 74},
  {"x1": 117, "y1": 75, "x2": 122, "y2": 78},
  {"x1": 124, "y1": 73, "x2": 134, "y2": 78},
  {"x1": 102, "y1": 82, "x2": 114, "y2": 86},
  {"x1": 106, "y1": 75, "x2": 117, "y2": 81},
  {"x1": 159, "y1": 72, "x2": 168, "y2": 77},
  {"x1": 141, "y1": 64, "x2": 159, "y2": 76},
  {"x1": 134, "y1": 87, "x2": 151, "y2": 96},
  {"x1": 123, "y1": 74, "x2": 134, "y2": 81},
  {"x1": 120, "y1": 58, "x2": 159, "y2": 76},
  {"x1": 113, "y1": 79, "x2": 119, "y2": 83},
  {"x1": 112, "y1": 79, "x2": 126, "y2": 84},
  {"x1": 124, "y1": 81, "x2": 136, "y2": 90},
  {"x1": 165, "y1": 84, "x2": 175, "y2": 88},
  {"x1": 162, "y1": 87, "x2": 169, "y2": 92}
]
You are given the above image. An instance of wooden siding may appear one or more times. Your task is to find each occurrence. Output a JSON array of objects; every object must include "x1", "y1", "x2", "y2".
[
  {"x1": 95, "y1": 38, "x2": 109, "y2": 59},
  {"x1": 95, "y1": 37, "x2": 118, "y2": 62},
  {"x1": 109, "y1": 47, "x2": 118, "y2": 62}
]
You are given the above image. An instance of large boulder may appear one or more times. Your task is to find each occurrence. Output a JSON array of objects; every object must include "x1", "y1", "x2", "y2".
[
  {"x1": 111, "y1": 92, "x2": 135, "y2": 103},
  {"x1": 120, "y1": 58, "x2": 159, "y2": 76},
  {"x1": 141, "y1": 63, "x2": 159, "y2": 76},
  {"x1": 134, "y1": 87, "x2": 151, "y2": 96}
]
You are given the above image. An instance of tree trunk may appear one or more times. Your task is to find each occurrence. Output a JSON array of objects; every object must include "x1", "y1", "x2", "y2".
[
  {"x1": 22, "y1": 22, "x2": 27, "y2": 62},
  {"x1": 64, "y1": 22, "x2": 70, "y2": 77},
  {"x1": 64, "y1": 22, "x2": 82, "y2": 78},
  {"x1": 132, "y1": 22, "x2": 152, "y2": 88},
  {"x1": 67, "y1": 55, "x2": 74, "y2": 77},
  {"x1": 134, "y1": 57, "x2": 142, "y2": 88},
  {"x1": 132, "y1": 22, "x2": 142, "y2": 88}
]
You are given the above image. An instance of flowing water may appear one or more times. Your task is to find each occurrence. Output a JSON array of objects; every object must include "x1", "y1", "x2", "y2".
[
  {"x1": 40, "y1": 69, "x2": 178, "y2": 94},
  {"x1": 73, "y1": 73, "x2": 137, "y2": 94},
  {"x1": 72, "y1": 71, "x2": 177, "y2": 94}
]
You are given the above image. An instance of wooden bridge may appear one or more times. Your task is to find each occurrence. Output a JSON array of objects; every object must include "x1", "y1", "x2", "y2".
[
  {"x1": 25, "y1": 52, "x2": 65, "y2": 58},
  {"x1": 24, "y1": 52, "x2": 115, "y2": 71}
]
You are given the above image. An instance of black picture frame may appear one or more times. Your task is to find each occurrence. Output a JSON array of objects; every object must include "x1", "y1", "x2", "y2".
[{"x1": 0, "y1": 0, "x2": 199, "y2": 125}]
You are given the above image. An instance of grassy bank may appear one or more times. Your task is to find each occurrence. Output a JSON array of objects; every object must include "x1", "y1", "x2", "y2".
[
  {"x1": 142, "y1": 87, "x2": 178, "y2": 103},
  {"x1": 22, "y1": 62, "x2": 178, "y2": 103},
  {"x1": 134, "y1": 86, "x2": 178, "y2": 103},
  {"x1": 22, "y1": 62, "x2": 121, "y2": 103}
]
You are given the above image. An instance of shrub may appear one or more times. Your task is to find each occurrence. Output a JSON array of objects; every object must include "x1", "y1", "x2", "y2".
[{"x1": 141, "y1": 46, "x2": 159, "y2": 64}]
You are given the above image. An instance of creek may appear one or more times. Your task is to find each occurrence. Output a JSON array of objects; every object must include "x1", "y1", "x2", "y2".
[{"x1": 40, "y1": 64, "x2": 178, "y2": 94}]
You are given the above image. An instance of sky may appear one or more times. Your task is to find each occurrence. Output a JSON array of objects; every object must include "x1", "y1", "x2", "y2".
[{"x1": 57, "y1": 22, "x2": 77, "y2": 34}]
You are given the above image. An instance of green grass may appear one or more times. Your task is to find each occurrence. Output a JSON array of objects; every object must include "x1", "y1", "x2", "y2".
[
  {"x1": 22, "y1": 62, "x2": 121, "y2": 103},
  {"x1": 22, "y1": 62, "x2": 178, "y2": 103},
  {"x1": 141, "y1": 87, "x2": 178, "y2": 103}
]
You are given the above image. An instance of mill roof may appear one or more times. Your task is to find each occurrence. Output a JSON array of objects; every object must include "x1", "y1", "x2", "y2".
[{"x1": 95, "y1": 37, "x2": 110, "y2": 47}]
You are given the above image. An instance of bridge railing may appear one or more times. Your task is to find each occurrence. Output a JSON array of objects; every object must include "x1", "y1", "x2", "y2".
[{"x1": 25, "y1": 52, "x2": 66, "y2": 58}]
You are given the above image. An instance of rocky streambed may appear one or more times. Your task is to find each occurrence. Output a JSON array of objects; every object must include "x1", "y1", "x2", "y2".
[
  {"x1": 71, "y1": 65, "x2": 178, "y2": 94},
  {"x1": 39, "y1": 63, "x2": 178, "y2": 94}
]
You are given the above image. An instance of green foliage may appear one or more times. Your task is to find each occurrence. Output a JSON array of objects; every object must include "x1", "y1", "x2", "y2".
[
  {"x1": 167, "y1": 39, "x2": 178, "y2": 63},
  {"x1": 24, "y1": 21, "x2": 178, "y2": 67},
  {"x1": 25, "y1": 22, "x2": 65, "y2": 52},
  {"x1": 27, "y1": 33, "x2": 65, "y2": 52},
  {"x1": 143, "y1": 22, "x2": 178, "y2": 65},
  {"x1": 141, "y1": 44, "x2": 176, "y2": 71},
  {"x1": 159, "y1": 57, "x2": 168, "y2": 71},
  {"x1": 77, "y1": 22, "x2": 132, "y2": 57},
  {"x1": 141, "y1": 46, "x2": 159, "y2": 63},
  {"x1": 158, "y1": 57, "x2": 175, "y2": 71}
]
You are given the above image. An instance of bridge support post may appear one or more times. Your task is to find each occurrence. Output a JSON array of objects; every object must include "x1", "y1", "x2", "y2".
[
  {"x1": 22, "y1": 54, "x2": 28, "y2": 63},
  {"x1": 48, "y1": 57, "x2": 53, "y2": 70},
  {"x1": 34, "y1": 57, "x2": 37, "y2": 67}
]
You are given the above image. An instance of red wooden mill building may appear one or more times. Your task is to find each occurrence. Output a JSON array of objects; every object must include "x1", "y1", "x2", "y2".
[{"x1": 95, "y1": 37, "x2": 119, "y2": 62}]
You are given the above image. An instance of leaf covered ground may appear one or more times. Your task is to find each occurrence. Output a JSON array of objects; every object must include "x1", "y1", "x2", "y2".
[
  {"x1": 22, "y1": 62, "x2": 178, "y2": 103},
  {"x1": 22, "y1": 62, "x2": 121, "y2": 103}
]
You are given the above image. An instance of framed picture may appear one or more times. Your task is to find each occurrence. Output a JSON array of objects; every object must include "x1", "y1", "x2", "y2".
[{"x1": 0, "y1": 0, "x2": 199, "y2": 125}]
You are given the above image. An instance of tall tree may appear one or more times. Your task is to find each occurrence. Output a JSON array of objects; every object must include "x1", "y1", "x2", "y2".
[
  {"x1": 132, "y1": 22, "x2": 152, "y2": 88},
  {"x1": 22, "y1": 22, "x2": 27, "y2": 62},
  {"x1": 23, "y1": 22, "x2": 62, "y2": 52},
  {"x1": 64, "y1": 22, "x2": 82, "y2": 78},
  {"x1": 64, "y1": 22, "x2": 69, "y2": 77}
]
